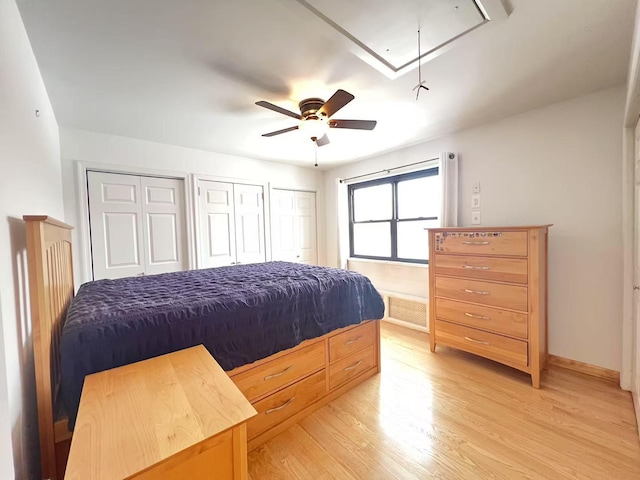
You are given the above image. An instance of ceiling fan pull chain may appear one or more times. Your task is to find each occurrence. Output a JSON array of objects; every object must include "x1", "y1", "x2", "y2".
[
  {"x1": 414, "y1": 29, "x2": 429, "y2": 100},
  {"x1": 417, "y1": 29, "x2": 421, "y2": 100},
  {"x1": 313, "y1": 139, "x2": 319, "y2": 168}
]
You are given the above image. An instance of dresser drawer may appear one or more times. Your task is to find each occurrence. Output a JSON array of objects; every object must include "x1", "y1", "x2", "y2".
[
  {"x1": 434, "y1": 231, "x2": 527, "y2": 257},
  {"x1": 329, "y1": 321, "x2": 376, "y2": 363},
  {"x1": 433, "y1": 254, "x2": 528, "y2": 284},
  {"x1": 247, "y1": 370, "x2": 326, "y2": 439},
  {"x1": 329, "y1": 345, "x2": 376, "y2": 390},
  {"x1": 232, "y1": 341, "x2": 325, "y2": 402},
  {"x1": 435, "y1": 298, "x2": 528, "y2": 339},
  {"x1": 435, "y1": 320, "x2": 528, "y2": 368},
  {"x1": 435, "y1": 276, "x2": 528, "y2": 311}
]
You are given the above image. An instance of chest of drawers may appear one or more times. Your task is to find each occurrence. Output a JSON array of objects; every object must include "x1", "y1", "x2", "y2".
[{"x1": 428, "y1": 226, "x2": 550, "y2": 387}]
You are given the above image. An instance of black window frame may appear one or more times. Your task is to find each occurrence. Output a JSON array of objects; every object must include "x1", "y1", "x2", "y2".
[{"x1": 348, "y1": 167, "x2": 439, "y2": 264}]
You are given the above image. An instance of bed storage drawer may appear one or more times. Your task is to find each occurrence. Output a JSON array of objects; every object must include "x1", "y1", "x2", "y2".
[
  {"x1": 247, "y1": 370, "x2": 326, "y2": 439},
  {"x1": 232, "y1": 342, "x2": 325, "y2": 402},
  {"x1": 434, "y1": 231, "x2": 528, "y2": 257},
  {"x1": 433, "y1": 254, "x2": 528, "y2": 284},
  {"x1": 329, "y1": 321, "x2": 376, "y2": 362},
  {"x1": 435, "y1": 320, "x2": 528, "y2": 368},
  {"x1": 435, "y1": 276, "x2": 528, "y2": 312},
  {"x1": 435, "y1": 298, "x2": 528, "y2": 339},
  {"x1": 329, "y1": 345, "x2": 376, "y2": 390}
]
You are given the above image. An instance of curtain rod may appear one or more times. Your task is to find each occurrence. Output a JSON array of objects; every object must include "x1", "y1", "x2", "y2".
[{"x1": 339, "y1": 157, "x2": 439, "y2": 184}]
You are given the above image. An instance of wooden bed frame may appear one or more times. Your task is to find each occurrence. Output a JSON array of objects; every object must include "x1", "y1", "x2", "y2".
[
  {"x1": 24, "y1": 216, "x2": 74, "y2": 480},
  {"x1": 24, "y1": 215, "x2": 381, "y2": 480}
]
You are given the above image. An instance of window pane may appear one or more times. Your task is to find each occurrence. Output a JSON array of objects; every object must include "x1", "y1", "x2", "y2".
[
  {"x1": 397, "y1": 174, "x2": 440, "y2": 219},
  {"x1": 353, "y1": 184, "x2": 392, "y2": 221},
  {"x1": 353, "y1": 222, "x2": 391, "y2": 257},
  {"x1": 397, "y1": 219, "x2": 440, "y2": 260}
]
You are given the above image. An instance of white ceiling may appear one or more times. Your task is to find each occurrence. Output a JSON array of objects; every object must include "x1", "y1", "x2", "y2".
[{"x1": 18, "y1": 0, "x2": 637, "y2": 168}]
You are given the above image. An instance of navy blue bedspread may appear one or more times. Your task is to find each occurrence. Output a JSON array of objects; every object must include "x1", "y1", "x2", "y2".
[{"x1": 60, "y1": 261, "x2": 384, "y2": 429}]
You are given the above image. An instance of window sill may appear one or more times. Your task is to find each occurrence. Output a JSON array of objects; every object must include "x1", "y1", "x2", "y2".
[{"x1": 347, "y1": 257, "x2": 429, "y2": 269}]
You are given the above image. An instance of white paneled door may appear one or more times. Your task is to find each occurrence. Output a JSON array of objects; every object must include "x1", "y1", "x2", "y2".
[
  {"x1": 234, "y1": 184, "x2": 266, "y2": 265},
  {"x1": 270, "y1": 189, "x2": 297, "y2": 262},
  {"x1": 140, "y1": 176, "x2": 187, "y2": 276},
  {"x1": 88, "y1": 171, "x2": 187, "y2": 280},
  {"x1": 198, "y1": 181, "x2": 236, "y2": 267},
  {"x1": 88, "y1": 171, "x2": 144, "y2": 279},
  {"x1": 198, "y1": 180, "x2": 266, "y2": 267},
  {"x1": 271, "y1": 189, "x2": 317, "y2": 265}
]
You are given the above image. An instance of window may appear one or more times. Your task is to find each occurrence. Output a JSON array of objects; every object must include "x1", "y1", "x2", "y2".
[{"x1": 348, "y1": 168, "x2": 440, "y2": 263}]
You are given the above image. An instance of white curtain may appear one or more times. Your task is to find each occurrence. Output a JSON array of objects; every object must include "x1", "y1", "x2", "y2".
[
  {"x1": 439, "y1": 152, "x2": 459, "y2": 227},
  {"x1": 336, "y1": 179, "x2": 350, "y2": 269}
]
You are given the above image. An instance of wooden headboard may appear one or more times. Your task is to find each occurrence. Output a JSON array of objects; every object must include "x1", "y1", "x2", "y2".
[{"x1": 24, "y1": 216, "x2": 75, "y2": 480}]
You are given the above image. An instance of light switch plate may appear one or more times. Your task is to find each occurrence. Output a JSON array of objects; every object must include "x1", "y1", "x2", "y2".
[
  {"x1": 471, "y1": 211, "x2": 481, "y2": 225},
  {"x1": 471, "y1": 194, "x2": 481, "y2": 209},
  {"x1": 472, "y1": 182, "x2": 481, "y2": 194}
]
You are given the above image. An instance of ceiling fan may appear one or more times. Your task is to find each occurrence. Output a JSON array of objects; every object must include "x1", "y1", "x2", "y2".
[{"x1": 256, "y1": 89, "x2": 377, "y2": 146}]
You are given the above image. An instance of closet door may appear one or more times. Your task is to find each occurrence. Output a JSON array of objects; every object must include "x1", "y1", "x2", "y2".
[
  {"x1": 270, "y1": 189, "x2": 297, "y2": 262},
  {"x1": 87, "y1": 171, "x2": 145, "y2": 279},
  {"x1": 198, "y1": 180, "x2": 236, "y2": 267},
  {"x1": 271, "y1": 189, "x2": 317, "y2": 265},
  {"x1": 234, "y1": 184, "x2": 266, "y2": 265},
  {"x1": 140, "y1": 176, "x2": 188, "y2": 276},
  {"x1": 295, "y1": 191, "x2": 318, "y2": 265}
]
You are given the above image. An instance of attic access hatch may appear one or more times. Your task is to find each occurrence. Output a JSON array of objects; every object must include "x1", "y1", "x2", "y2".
[{"x1": 293, "y1": 0, "x2": 508, "y2": 79}]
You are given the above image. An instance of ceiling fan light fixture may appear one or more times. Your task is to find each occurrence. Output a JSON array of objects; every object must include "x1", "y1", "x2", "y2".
[
  {"x1": 299, "y1": 117, "x2": 329, "y2": 140},
  {"x1": 256, "y1": 89, "x2": 376, "y2": 143}
]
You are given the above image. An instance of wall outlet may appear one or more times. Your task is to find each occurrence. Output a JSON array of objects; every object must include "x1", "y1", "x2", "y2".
[
  {"x1": 471, "y1": 211, "x2": 481, "y2": 225},
  {"x1": 472, "y1": 182, "x2": 481, "y2": 194},
  {"x1": 471, "y1": 194, "x2": 481, "y2": 209}
]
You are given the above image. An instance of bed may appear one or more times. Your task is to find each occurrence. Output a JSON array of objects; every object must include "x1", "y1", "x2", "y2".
[{"x1": 24, "y1": 215, "x2": 384, "y2": 480}]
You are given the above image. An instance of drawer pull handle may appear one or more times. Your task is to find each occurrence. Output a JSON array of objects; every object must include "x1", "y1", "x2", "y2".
[
  {"x1": 343, "y1": 360, "x2": 363, "y2": 372},
  {"x1": 464, "y1": 312, "x2": 490, "y2": 320},
  {"x1": 463, "y1": 288, "x2": 490, "y2": 295},
  {"x1": 462, "y1": 241, "x2": 490, "y2": 245},
  {"x1": 265, "y1": 397, "x2": 295, "y2": 415},
  {"x1": 344, "y1": 336, "x2": 362, "y2": 346},
  {"x1": 464, "y1": 336, "x2": 490, "y2": 346},
  {"x1": 462, "y1": 265, "x2": 490, "y2": 270},
  {"x1": 263, "y1": 365, "x2": 293, "y2": 381}
]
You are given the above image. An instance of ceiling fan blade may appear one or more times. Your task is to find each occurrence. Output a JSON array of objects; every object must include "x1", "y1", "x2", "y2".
[
  {"x1": 329, "y1": 119, "x2": 377, "y2": 130},
  {"x1": 319, "y1": 89, "x2": 354, "y2": 118},
  {"x1": 262, "y1": 125, "x2": 299, "y2": 137},
  {"x1": 256, "y1": 101, "x2": 302, "y2": 120},
  {"x1": 315, "y1": 133, "x2": 330, "y2": 146}
]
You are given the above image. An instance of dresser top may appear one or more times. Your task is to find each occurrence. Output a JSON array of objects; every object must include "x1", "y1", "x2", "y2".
[
  {"x1": 428, "y1": 225, "x2": 552, "y2": 232},
  {"x1": 65, "y1": 345, "x2": 257, "y2": 480}
]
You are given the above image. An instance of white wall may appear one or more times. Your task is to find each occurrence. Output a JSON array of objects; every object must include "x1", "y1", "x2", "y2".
[
  {"x1": 60, "y1": 128, "x2": 325, "y2": 285},
  {"x1": 0, "y1": 0, "x2": 65, "y2": 478},
  {"x1": 325, "y1": 86, "x2": 625, "y2": 372}
]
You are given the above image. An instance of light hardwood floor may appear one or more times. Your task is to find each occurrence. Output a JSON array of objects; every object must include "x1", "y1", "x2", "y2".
[{"x1": 248, "y1": 323, "x2": 640, "y2": 479}]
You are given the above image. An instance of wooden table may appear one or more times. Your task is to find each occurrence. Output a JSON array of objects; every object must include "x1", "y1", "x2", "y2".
[{"x1": 64, "y1": 345, "x2": 257, "y2": 480}]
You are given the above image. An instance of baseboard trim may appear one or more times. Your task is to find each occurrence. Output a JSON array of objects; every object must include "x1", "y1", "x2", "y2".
[
  {"x1": 548, "y1": 355, "x2": 620, "y2": 383},
  {"x1": 633, "y1": 390, "x2": 640, "y2": 439}
]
